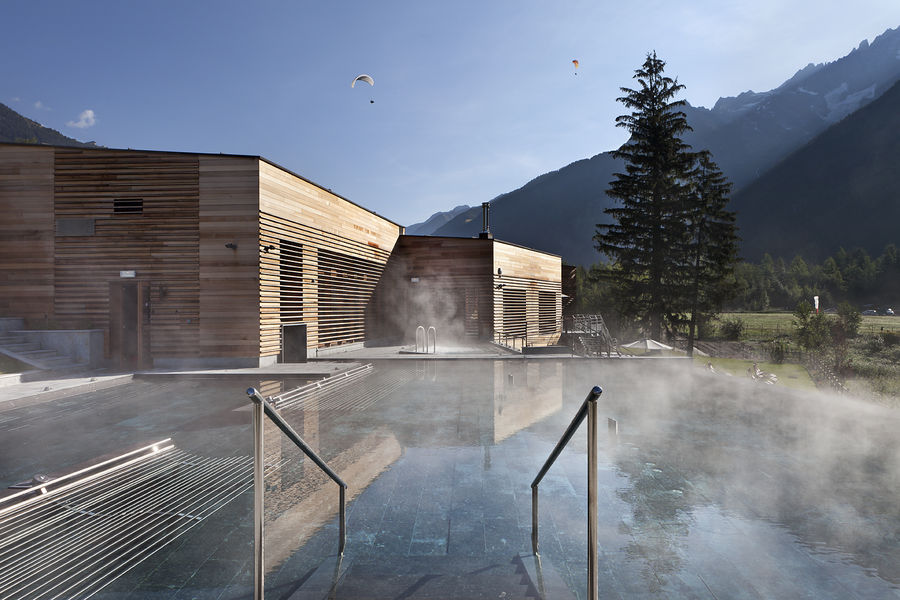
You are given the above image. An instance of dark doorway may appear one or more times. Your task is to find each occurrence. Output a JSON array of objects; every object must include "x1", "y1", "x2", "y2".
[
  {"x1": 109, "y1": 281, "x2": 150, "y2": 369},
  {"x1": 281, "y1": 323, "x2": 308, "y2": 363}
]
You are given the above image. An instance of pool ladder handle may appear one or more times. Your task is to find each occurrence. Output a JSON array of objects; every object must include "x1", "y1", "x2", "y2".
[
  {"x1": 415, "y1": 325, "x2": 437, "y2": 353},
  {"x1": 531, "y1": 385, "x2": 603, "y2": 600},
  {"x1": 247, "y1": 388, "x2": 348, "y2": 600}
]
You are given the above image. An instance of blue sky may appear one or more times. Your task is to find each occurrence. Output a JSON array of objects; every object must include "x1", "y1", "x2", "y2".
[{"x1": 3, "y1": 1, "x2": 900, "y2": 227}]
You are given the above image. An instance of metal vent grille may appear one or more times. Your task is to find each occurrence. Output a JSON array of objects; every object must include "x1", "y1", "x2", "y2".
[{"x1": 113, "y1": 198, "x2": 143, "y2": 214}]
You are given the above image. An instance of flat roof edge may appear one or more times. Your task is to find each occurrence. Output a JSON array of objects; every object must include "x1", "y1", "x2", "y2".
[
  {"x1": 400, "y1": 234, "x2": 561, "y2": 259},
  {"x1": 0, "y1": 141, "x2": 402, "y2": 228}
]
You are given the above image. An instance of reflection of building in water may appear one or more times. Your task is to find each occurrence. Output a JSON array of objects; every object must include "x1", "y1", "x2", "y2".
[
  {"x1": 251, "y1": 361, "x2": 562, "y2": 570},
  {"x1": 399, "y1": 360, "x2": 563, "y2": 448},
  {"x1": 260, "y1": 390, "x2": 402, "y2": 571},
  {"x1": 492, "y1": 361, "x2": 563, "y2": 444}
]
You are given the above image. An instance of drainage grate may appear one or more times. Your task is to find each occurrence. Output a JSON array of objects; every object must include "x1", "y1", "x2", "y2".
[{"x1": 0, "y1": 441, "x2": 259, "y2": 600}]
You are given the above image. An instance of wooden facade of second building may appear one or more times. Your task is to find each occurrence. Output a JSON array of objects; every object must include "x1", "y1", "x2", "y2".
[{"x1": 369, "y1": 236, "x2": 562, "y2": 346}]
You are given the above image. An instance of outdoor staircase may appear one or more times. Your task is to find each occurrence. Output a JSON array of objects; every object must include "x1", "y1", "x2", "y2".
[
  {"x1": 572, "y1": 314, "x2": 620, "y2": 358},
  {"x1": 576, "y1": 334, "x2": 608, "y2": 357},
  {"x1": 0, "y1": 317, "x2": 86, "y2": 372}
]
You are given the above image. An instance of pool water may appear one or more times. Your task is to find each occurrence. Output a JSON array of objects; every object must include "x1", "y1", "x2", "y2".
[{"x1": 2, "y1": 360, "x2": 899, "y2": 599}]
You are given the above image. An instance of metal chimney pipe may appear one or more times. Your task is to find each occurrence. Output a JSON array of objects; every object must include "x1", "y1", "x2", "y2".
[{"x1": 479, "y1": 202, "x2": 493, "y2": 239}]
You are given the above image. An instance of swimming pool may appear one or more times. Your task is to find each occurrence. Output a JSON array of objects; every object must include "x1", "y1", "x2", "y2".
[{"x1": 2, "y1": 359, "x2": 899, "y2": 599}]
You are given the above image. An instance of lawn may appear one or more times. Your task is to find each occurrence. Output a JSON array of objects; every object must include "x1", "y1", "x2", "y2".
[
  {"x1": 718, "y1": 312, "x2": 900, "y2": 341},
  {"x1": 696, "y1": 356, "x2": 817, "y2": 391},
  {"x1": 0, "y1": 354, "x2": 29, "y2": 375}
]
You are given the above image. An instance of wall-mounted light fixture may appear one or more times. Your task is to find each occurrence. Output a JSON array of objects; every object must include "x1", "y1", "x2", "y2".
[
  {"x1": 225, "y1": 242, "x2": 238, "y2": 250},
  {"x1": 497, "y1": 268, "x2": 502, "y2": 277}
]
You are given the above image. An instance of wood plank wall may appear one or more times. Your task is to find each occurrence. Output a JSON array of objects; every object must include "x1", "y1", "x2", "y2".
[
  {"x1": 257, "y1": 161, "x2": 400, "y2": 356},
  {"x1": 198, "y1": 156, "x2": 260, "y2": 361},
  {"x1": 369, "y1": 236, "x2": 494, "y2": 344},
  {"x1": 53, "y1": 148, "x2": 202, "y2": 358},
  {"x1": 493, "y1": 240, "x2": 562, "y2": 346},
  {"x1": 1, "y1": 146, "x2": 406, "y2": 364},
  {"x1": 259, "y1": 212, "x2": 391, "y2": 354},
  {"x1": 0, "y1": 145, "x2": 54, "y2": 320}
]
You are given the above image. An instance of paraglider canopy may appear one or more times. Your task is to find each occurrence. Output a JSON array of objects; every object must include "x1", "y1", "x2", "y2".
[
  {"x1": 351, "y1": 74, "x2": 374, "y2": 88},
  {"x1": 572, "y1": 59, "x2": 579, "y2": 68}
]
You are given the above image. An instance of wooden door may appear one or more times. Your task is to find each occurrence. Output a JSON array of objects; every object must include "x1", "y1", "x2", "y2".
[{"x1": 109, "y1": 281, "x2": 151, "y2": 369}]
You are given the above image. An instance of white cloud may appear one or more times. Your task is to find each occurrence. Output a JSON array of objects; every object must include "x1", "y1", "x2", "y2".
[
  {"x1": 67, "y1": 109, "x2": 96, "y2": 129},
  {"x1": 11, "y1": 97, "x2": 21, "y2": 103},
  {"x1": 34, "y1": 100, "x2": 50, "y2": 110}
]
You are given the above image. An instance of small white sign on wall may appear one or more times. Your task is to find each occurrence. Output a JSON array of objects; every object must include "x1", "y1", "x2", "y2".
[{"x1": 120, "y1": 270, "x2": 136, "y2": 278}]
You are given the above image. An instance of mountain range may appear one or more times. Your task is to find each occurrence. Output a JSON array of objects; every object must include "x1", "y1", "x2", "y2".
[
  {"x1": 418, "y1": 26, "x2": 900, "y2": 266},
  {"x1": 0, "y1": 103, "x2": 95, "y2": 148},
  {"x1": 734, "y1": 76, "x2": 900, "y2": 262},
  {"x1": 5, "y1": 27, "x2": 899, "y2": 267}
]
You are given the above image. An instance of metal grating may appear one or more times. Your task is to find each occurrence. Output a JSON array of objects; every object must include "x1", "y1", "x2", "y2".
[
  {"x1": 270, "y1": 364, "x2": 414, "y2": 412},
  {"x1": 0, "y1": 440, "x2": 261, "y2": 600}
]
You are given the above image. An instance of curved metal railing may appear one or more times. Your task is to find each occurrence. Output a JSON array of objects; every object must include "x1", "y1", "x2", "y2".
[
  {"x1": 246, "y1": 387, "x2": 347, "y2": 600},
  {"x1": 531, "y1": 385, "x2": 602, "y2": 600},
  {"x1": 426, "y1": 326, "x2": 436, "y2": 353}
]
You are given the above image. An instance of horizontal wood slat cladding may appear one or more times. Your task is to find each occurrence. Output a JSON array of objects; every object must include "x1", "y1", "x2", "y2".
[
  {"x1": 369, "y1": 236, "x2": 494, "y2": 343},
  {"x1": 259, "y1": 212, "x2": 392, "y2": 356},
  {"x1": 493, "y1": 240, "x2": 562, "y2": 346},
  {"x1": 257, "y1": 161, "x2": 400, "y2": 356},
  {"x1": 53, "y1": 148, "x2": 202, "y2": 358},
  {"x1": 258, "y1": 161, "x2": 400, "y2": 248},
  {"x1": 198, "y1": 156, "x2": 260, "y2": 360},
  {"x1": 0, "y1": 146, "x2": 54, "y2": 319}
]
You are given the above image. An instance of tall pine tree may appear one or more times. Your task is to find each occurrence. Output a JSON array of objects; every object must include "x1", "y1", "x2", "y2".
[
  {"x1": 681, "y1": 151, "x2": 738, "y2": 356},
  {"x1": 596, "y1": 53, "x2": 738, "y2": 345},
  {"x1": 596, "y1": 52, "x2": 695, "y2": 341}
]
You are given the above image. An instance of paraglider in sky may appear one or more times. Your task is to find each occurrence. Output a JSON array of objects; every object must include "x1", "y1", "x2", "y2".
[
  {"x1": 351, "y1": 74, "x2": 375, "y2": 103},
  {"x1": 351, "y1": 74, "x2": 374, "y2": 88},
  {"x1": 572, "y1": 59, "x2": 579, "y2": 74}
]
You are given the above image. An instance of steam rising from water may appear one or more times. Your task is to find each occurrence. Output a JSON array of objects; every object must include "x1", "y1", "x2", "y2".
[{"x1": 564, "y1": 360, "x2": 900, "y2": 586}]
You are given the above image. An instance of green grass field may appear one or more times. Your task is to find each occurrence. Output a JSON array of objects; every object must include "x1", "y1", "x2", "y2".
[
  {"x1": 695, "y1": 356, "x2": 816, "y2": 391},
  {"x1": 718, "y1": 312, "x2": 900, "y2": 341},
  {"x1": 0, "y1": 354, "x2": 29, "y2": 375}
]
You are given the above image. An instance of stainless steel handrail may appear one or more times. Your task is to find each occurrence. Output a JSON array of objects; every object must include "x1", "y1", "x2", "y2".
[
  {"x1": 426, "y1": 326, "x2": 436, "y2": 353},
  {"x1": 415, "y1": 325, "x2": 426, "y2": 353},
  {"x1": 247, "y1": 387, "x2": 348, "y2": 600},
  {"x1": 531, "y1": 386, "x2": 602, "y2": 600}
]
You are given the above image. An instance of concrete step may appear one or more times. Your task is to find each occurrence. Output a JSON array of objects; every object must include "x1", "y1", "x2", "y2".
[
  {"x1": 0, "y1": 317, "x2": 25, "y2": 335},
  {"x1": 0, "y1": 330, "x2": 83, "y2": 372},
  {"x1": 289, "y1": 554, "x2": 545, "y2": 600},
  {"x1": 2, "y1": 342, "x2": 41, "y2": 352},
  {"x1": 18, "y1": 349, "x2": 59, "y2": 360}
]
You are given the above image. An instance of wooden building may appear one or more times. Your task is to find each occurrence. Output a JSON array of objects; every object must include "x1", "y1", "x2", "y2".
[
  {"x1": 0, "y1": 143, "x2": 562, "y2": 367},
  {"x1": 0, "y1": 143, "x2": 402, "y2": 368},
  {"x1": 369, "y1": 235, "x2": 562, "y2": 348}
]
